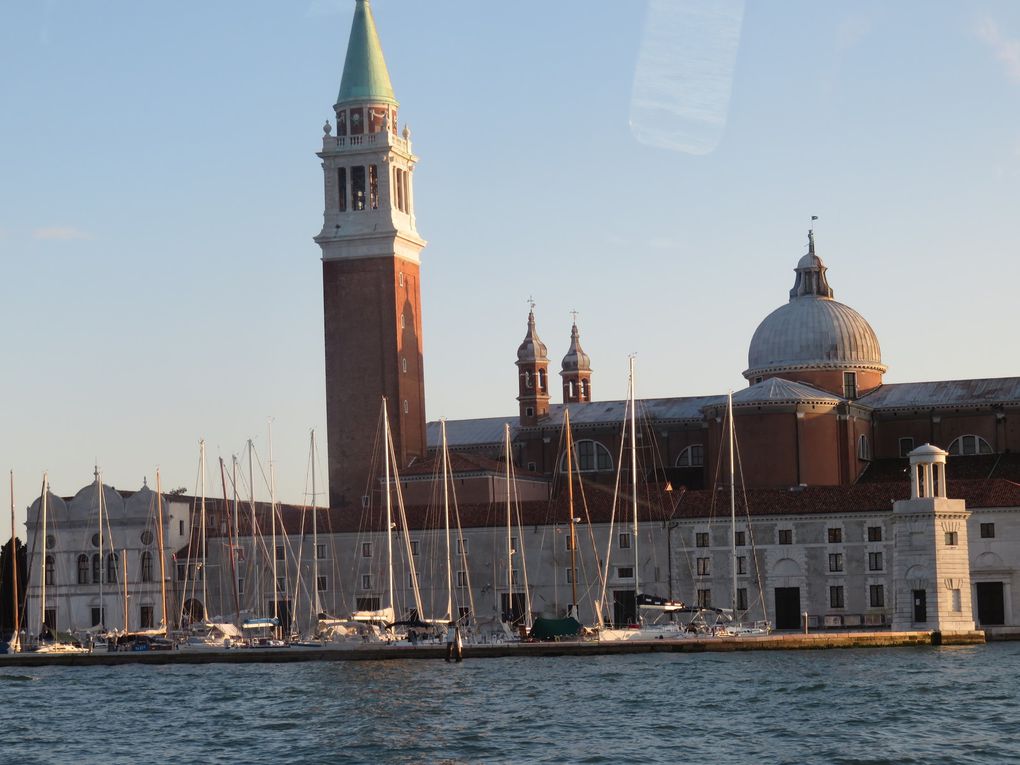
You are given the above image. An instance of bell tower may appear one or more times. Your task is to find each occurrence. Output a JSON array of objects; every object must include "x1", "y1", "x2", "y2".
[
  {"x1": 560, "y1": 317, "x2": 592, "y2": 404},
  {"x1": 316, "y1": 0, "x2": 427, "y2": 508},
  {"x1": 516, "y1": 305, "x2": 550, "y2": 426}
]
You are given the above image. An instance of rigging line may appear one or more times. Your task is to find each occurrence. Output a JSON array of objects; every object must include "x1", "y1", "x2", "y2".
[
  {"x1": 734, "y1": 428, "x2": 769, "y2": 623},
  {"x1": 597, "y1": 397, "x2": 628, "y2": 619},
  {"x1": 508, "y1": 447, "x2": 533, "y2": 628},
  {"x1": 387, "y1": 423, "x2": 424, "y2": 619},
  {"x1": 447, "y1": 464, "x2": 475, "y2": 623}
]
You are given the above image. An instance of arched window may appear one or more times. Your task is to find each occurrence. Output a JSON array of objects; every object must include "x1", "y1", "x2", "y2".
[
  {"x1": 560, "y1": 440, "x2": 614, "y2": 473},
  {"x1": 141, "y1": 551, "x2": 153, "y2": 583},
  {"x1": 676, "y1": 445, "x2": 705, "y2": 468},
  {"x1": 92, "y1": 553, "x2": 102, "y2": 584},
  {"x1": 948, "y1": 435, "x2": 993, "y2": 456},
  {"x1": 107, "y1": 553, "x2": 119, "y2": 584},
  {"x1": 857, "y1": 434, "x2": 871, "y2": 461},
  {"x1": 44, "y1": 555, "x2": 54, "y2": 586},
  {"x1": 77, "y1": 554, "x2": 89, "y2": 585}
]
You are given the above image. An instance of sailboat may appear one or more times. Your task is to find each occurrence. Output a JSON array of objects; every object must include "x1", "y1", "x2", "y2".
[
  {"x1": 597, "y1": 358, "x2": 689, "y2": 642},
  {"x1": 5, "y1": 471, "x2": 21, "y2": 653}
]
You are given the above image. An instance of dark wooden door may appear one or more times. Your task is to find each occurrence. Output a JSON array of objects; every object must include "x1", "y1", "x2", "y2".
[
  {"x1": 774, "y1": 587, "x2": 801, "y2": 629},
  {"x1": 913, "y1": 589, "x2": 927, "y2": 623},
  {"x1": 976, "y1": 582, "x2": 1005, "y2": 625},
  {"x1": 613, "y1": 590, "x2": 636, "y2": 626}
]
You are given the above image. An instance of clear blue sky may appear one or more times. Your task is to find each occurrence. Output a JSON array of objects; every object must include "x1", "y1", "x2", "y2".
[{"x1": 2, "y1": 1, "x2": 1018, "y2": 532}]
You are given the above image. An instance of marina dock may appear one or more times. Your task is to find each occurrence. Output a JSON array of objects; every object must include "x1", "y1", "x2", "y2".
[{"x1": 0, "y1": 630, "x2": 986, "y2": 667}]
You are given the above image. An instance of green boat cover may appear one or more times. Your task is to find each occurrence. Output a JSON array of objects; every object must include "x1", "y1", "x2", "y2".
[{"x1": 529, "y1": 617, "x2": 582, "y2": 641}]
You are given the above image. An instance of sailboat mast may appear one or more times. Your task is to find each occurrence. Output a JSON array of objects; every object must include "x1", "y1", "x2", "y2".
[
  {"x1": 200, "y1": 440, "x2": 209, "y2": 616},
  {"x1": 231, "y1": 456, "x2": 240, "y2": 615},
  {"x1": 268, "y1": 422, "x2": 279, "y2": 627},
  {"x1": 248, "y1": 439, "x2": 259, "y2": 616},
  {"x1": 155, "y1": 470, "x2": 169, "y2": 632},
  {"x1": 629, "y1": 356, "x2": 640, "y2": 614},
  {"x1": 96, "y1": 468, "x2": 105, "y2": 629},
  {"x1": 310, "y1": 430, "x2": 320, "y2": 617},
  {"x1": 38, "y1": 473, "x2": 48, "y2": 636},
  {"x1": 441, "y1": 420, "x2": 453, "y2": 621},
  {"x1": 9, "y1": 472, "x2": 19, "y2": 649},
  {"x1": 382, "y1": 399, "x2": 394, "y2": 614},
  {"x1": 220, "y1": 457, "x2": 240, "y2": 622},
  {"x1": 565, "y1": 411, "x2": 578, "y2": 612},
  {"x1": 505, "y1": 424, "x2": 513, "y2": 615},
  {"x1": 122, "y1": 548, "x2": 128, "y2": 631},
  {"x1": 728, "y1": 392, "x2": 738, "y2": 618}
]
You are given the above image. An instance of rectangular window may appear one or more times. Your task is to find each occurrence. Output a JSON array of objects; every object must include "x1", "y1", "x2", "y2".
[
  {"x1": 868, "y1": 552, "x2": 884, "y2": 571},
  {"x1": 457, "y1": 570, "x2": 468, "y2": 588},
  {"x1": 361, "y1": 574, "x2": 372, "y2": 590},
  {"x1": 828, "y1": 528, "x2": 843, "y2": 544},
  {"x1": 697, "y1": 589, "x2": 711, "y2": 608},
  {"x1": 565, "y1": 534, "x2": 574, "y2": 551},
  {"x1": 337, "y1": 168, "x2": 347, "y2": 212},
  {"x1": 237, "y1": 577, "x2": 245, "y2": 596},
  {"x1": 829, "y1": 586, "x2": 845, "y2": 609},
  {"x1": 510, "y1": 537, "x2": 518, "y2": 553},
  {"x1": 402, "y1": 170, "x2": 410, "y2": 214},
  {"x1": 867, "y1": 526, "x2": 883, "y2": 542},
  {"x1": 696, "y1": 557, "x2": 710, "y2": 576},
  {"x1": 617, "y1": 566, "x2": 634, "y2": 580},
  {"x1": 458, "y1": 606, "x2": 471, "y2": 620},
  {"x1": 870, "y1": 584, "x2": 885, "y2": 608},
  {"x1": 951, "y1": 588, "x2": 962, "y2": 612},
  {"x1": 898, "y1": 437, "x2": 915, "y2": 458},
  {"x1": 91, "y1": 607, "x2": 104, "y2": 627},
  {"x1": 736, "y1": 588, "x2": 748, "y2": 611},
  {"x1": 43, "y1": 608, "x2": 57, "y2": 631},
  {"x1": 351, "y1": 165, "x2": 366, "y2": 211},
  {"x1": 140, "y1": 605, "x2": 154, "y2": 629},
  {"x1": 695, "y1": 532, "x2": 709, "y2": 548},
  {"x1": 275, "y1": 545, "x2": 285, "y2": 561},
  {"x1": 394, "y1": 168, "x2": 405, "y2": 212},
  {"x1": 511, "y1": 569, "x2": 519, "y2": 584},
  {"x1": 737, "y1": 556, "x2": 747, "y2": 575},
  {"x1": 980, "y1": 523, "x2": 995, "y2": 539},
  {"x1": 566, "y1": 568, "x2": 575, "y2": 584},
  {"x1": 316, "y1": 543, "x2": 327, "y2": 560},
  {"x1": 276, "y1": 577, "x2": 285, "y2": 592},
  {"x1": 362, "y1": 542, "x2": 372, "y2": 558},
  {"x1": 829, "y1": 553, "x2": 844, "y2": 572},
  {"x1": 317, "y1": 576, "x2": 327, "y2": 593},
  {"x1": 619, "y1": 533, "x2": 631, "y2": 549},
  {"x1": 778, "y1": 529, "x2": 793, "y2": 545},
  {"x1": 179, "y1": 520, "x2": 184, "y2": 537},
  {"x1": 410, "y1": 539, "x2": 420, "y2": 556},
  {"x1": 843, "y1": 371, "x2": 858, "y2": 399},
  {"x1": 369, "y1": 164, "x2": 379, "y2": 209},
  {"x1": 457, "y1": 538, "x2": 469, "y2": 555},
  {"x1": 734, "y1": 531, "x2": 746, "y2": 547},
  {"x1": 945, "y1": 531, "x2": 959, "y2": 546},
  {"x1": 176, "y1": 563, "x2": 185, "y2": 582}
]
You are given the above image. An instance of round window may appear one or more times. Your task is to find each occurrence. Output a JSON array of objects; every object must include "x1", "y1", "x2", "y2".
[
  {"x1": 91, "y1": 533, "x2": 100, "y2": 548},
  {"x1": 140, "y1": 530, "x2": 154, "y2": 546}
]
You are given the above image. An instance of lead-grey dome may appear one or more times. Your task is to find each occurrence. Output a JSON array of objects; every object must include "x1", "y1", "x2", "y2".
[{"x1": 744, "y1": 232, "x2": 885, "y2": 378}]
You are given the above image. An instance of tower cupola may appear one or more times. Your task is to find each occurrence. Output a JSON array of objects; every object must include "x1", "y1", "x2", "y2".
[
  {"x1": 516, "y1": 306, "x2": 550, "y2": 425},
  {"x1": 560, "y1": 319, "x2": 592, "y2": 403}
]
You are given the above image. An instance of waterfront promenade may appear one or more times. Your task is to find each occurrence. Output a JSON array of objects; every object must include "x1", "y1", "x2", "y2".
[{"x1": 0, "y1": 629, "x2": 985, "y2": 667}]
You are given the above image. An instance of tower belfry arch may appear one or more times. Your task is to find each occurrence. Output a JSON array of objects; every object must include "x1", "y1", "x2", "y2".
[{"x1": 317, "y1": 0, "x2": 427, "y2": 508}]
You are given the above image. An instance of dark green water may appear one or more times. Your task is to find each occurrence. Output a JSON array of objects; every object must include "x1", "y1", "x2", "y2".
[{"x1": 1, "y1": 644, "x2": 1018, "y2": 764}]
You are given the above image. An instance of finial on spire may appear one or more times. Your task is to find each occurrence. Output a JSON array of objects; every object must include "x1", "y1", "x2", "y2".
[
  {"x1": 527, "y1": 295, "x2": 536, "y2": 313},
  {"x1": 570, "y1": 308, "x2": 579, "y2": 326}
]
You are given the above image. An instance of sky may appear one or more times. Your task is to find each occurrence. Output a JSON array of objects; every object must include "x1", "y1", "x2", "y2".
[{"x1": 1, "y1": 0, "x2": 1018, "y2": 532}]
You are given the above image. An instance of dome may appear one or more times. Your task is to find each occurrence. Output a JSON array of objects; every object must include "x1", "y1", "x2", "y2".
[
  {"x1": 516, "y1": 309, "x2": 548, "y2": 364},
  {"x1": 560, "y1": 322, "x2": 591, "y2": 373},
  {"x1": 746, "y1": 297, "x2": 885, "y2": 376},
  {"x1": 744, "y1": 231, "x2": 885, "y2": 378}
]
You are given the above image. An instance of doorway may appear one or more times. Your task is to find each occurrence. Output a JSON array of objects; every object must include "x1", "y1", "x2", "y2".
[
  {"x1": 774, "y1": 587, "x2": 801, "y2": 630},
  {"x1": 501, "y1": 592, "x2": 526, "y2": 626},
  {"x1": 976, "y1": 582, "x2": 1005, "y2": 625},
  {"x1": 913, "y1": 589, "x2": 927, "y2": 623},
  {"x1": 613, "y1": 590, "x2": 636, "y2": 626}
]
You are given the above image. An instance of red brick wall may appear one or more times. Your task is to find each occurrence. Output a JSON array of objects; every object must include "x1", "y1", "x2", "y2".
[{"x1": 323, "y1": 257, "x2": 426, "y2": 508}]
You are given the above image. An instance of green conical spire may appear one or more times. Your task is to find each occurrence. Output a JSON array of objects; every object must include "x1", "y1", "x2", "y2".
[{"x1": 337, "y1": 0, "x2": 397, "y2": 106}]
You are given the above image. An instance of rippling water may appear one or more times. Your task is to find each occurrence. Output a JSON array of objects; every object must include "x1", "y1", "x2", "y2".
[{"x1": 1, "y1": 643, "x2": 1019, "y2": 764}]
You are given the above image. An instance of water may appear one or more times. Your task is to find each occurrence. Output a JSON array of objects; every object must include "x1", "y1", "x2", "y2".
[{"x1": 2, "y1": 644, "x2": 1019, "y2": 764}]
